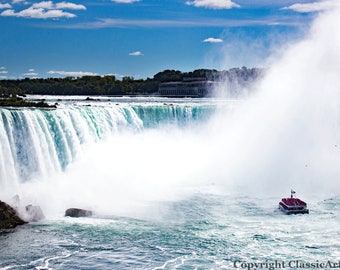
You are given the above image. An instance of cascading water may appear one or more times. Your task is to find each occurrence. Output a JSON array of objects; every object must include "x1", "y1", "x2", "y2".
[{"x1": 0, "y1": 101, "x2": 218, "y2": 206}]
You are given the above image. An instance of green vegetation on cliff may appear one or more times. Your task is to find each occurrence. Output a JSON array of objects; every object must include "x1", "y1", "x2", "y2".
[
  {"x1": 0, "y1": 67, "x2": 262, "y2": 97},
  {"x1": 0, "y1": 96, "x2": 56, "y2": 108}
]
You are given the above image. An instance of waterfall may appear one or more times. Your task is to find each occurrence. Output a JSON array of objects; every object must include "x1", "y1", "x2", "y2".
[{"x1": 0, "y1": 103, "x2": 215, "y2": 188}]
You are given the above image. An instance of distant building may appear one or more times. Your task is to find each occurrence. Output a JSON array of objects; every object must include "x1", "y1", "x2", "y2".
[{"x1": 158, "y1": 77, "x2": 217, "y2": 97}]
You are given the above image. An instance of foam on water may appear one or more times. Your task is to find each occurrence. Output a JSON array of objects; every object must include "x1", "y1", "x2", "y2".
[{"x1": 0, "y1": 193, "x2": 339, "y2": 269}]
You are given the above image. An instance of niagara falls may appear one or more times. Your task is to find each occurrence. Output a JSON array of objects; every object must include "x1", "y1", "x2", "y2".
[{"x1": 1, "y1": 0, "x2": 340, "y2": 269}]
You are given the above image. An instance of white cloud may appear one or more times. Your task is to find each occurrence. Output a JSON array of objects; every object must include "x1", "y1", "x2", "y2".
[
  {"x1": 203, "y1": 37, "x2": 223, "y2": 43},
  {"x1": 112, "y1": 0, "x2": 139, "y2": 3},
  {"x1": 0, "y1": 67, "x2": 8, "y2": 75},
  {"x1": 32, "y1": 1, "x2": 54, "y2": 9},
  {"x1": 282, "y1": 1, "x2": 338, "y2": 13},
  {"x1": 22, "y1": 72, "x2": 38, "y2": 76},
  {"x1": 186, "y1": 0, "x2": 240, "y2": 9},
  {"x1": 47, "y1": 70, "x2": 98, "y2": 77},
  {"x1": 0, "y1": 67, "x2": 12, "y2": 79},
  {"x1": 55, "y1": 2, "x2": 86, "y2": 10},
  {"x1": 0, "y1": 3, "x2": 11, "y2": 9},
  {"x1": 1, "y1": 7, "x2": 76, "y2": 18},
  {"x1": 129, "y1": 51, "x2": 143, "y2": 56},
  {"x1": 32, "y1": 1, "x2": 86, "y2": 10},
  {"x1": 12, "y1": 0, "x2": 26, "y2": 4},
  {"x1": 1, "y1": 1, "x2": 85, "y2": 19}
]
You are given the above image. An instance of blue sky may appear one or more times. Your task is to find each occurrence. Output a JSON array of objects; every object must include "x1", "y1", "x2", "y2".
[{"x1": 0, "y1": 0, "x2": 327, "y2": 79}]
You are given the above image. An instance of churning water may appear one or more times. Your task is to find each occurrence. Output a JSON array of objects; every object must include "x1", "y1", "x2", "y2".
[{"x1": 1, "y1": 3, "x2": 340, "y2": 270}]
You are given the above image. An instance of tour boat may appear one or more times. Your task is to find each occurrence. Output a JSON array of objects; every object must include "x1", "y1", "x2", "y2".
[{"x1": 279, "y1": 190, "x2": 309, "y2": 214}]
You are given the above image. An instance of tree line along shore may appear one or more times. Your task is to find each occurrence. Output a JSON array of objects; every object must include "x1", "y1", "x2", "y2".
[{"x1": 0, "y1": 67, "x2": 262, "y2": 107}]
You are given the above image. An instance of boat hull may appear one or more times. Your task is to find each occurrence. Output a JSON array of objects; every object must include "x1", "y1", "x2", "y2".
[
  {"x1": 279, "y1": 205, "x2": 309, "y2": 214},
  {"x1": 279, "y1": 201, "x2": 309, "y2": 215}
]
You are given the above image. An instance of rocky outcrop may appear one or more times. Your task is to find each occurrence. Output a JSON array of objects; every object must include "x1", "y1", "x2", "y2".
[
  {"x1": 9, "y1": 195, "x2": 45, "y2": 223},
  {"x1": 0, "y1": 200, "x2": 26, "y2": 229},
  {"x1": 65, "y1": 208, "x2": 93, "y2": 218}
]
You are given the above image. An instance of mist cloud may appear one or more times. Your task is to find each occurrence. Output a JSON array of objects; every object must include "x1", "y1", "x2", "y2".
[{"x1": 207, "y1": 1, "x2": 340, "y2": 195}]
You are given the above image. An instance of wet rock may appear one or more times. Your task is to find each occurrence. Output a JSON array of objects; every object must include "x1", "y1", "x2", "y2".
[
  {"x1": 65, "y1": 208, "x2": 93, "y2": 218},
  {"x1": 9, "y1": 195, "x2": 44, "y2": 223},
  {"x1": 0, "y1": 200, "x2": 26, "y2": 229}
]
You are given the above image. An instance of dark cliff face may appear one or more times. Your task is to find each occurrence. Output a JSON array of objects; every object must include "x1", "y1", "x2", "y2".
[{"x1": 0, "y1": 200, "x2": 26, "y2": 230}]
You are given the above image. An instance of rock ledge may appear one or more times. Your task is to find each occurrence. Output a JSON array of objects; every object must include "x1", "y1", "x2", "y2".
[{"x1": 0, "y1": 200, "x2": 26, "y2": 229}]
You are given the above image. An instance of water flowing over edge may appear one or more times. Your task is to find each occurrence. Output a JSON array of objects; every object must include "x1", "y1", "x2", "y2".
[{"x1": 0, "y1": 100, "x2": 220, "y2": 193}]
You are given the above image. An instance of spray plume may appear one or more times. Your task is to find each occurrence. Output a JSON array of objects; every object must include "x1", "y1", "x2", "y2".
[{"x1": 207, "y1": 3, "x2": 340, "y2": 197}]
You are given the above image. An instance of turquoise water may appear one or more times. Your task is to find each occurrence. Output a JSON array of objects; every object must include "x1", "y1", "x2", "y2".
[
  {"x1": 0, "y1": 97, "x2": 339, "y2": 269},
  {"x1": 0, "y1": 97, "x2": 221, "y2": 184},
  {"x1": 1, "y1": 194, "x2": 339, "y2": 269}
]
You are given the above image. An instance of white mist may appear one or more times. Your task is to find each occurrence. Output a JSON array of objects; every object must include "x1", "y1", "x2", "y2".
[{"x1": 207, "y1": 5, "x2": 340, "y2": 198}]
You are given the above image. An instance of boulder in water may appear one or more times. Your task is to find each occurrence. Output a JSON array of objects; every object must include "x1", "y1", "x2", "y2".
[
  {"x1": 65, "y1": 208, "x2": 93, "y2": 218},
  {"x1": 0, "y1": 200, "x2": 26, "y2": 229}
]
